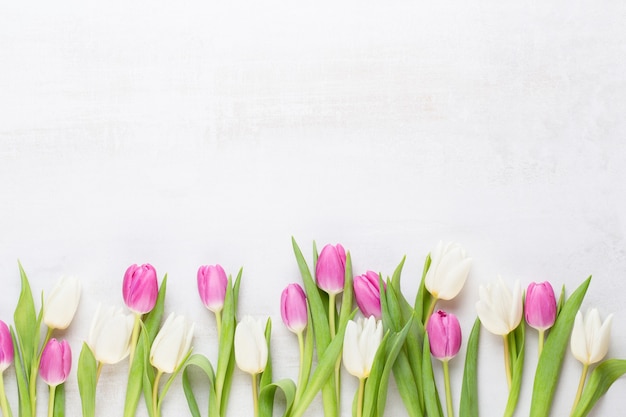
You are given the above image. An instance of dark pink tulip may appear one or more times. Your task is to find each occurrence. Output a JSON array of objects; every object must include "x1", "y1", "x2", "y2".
[
  {"x1": 426, "y1": 310, "x2": 462, "y2": 361},
  {"x1": 525, "y1": 281, "x2": 557, "y2": 331},
  {"x1": 39, "y1": 338, "x2": 72, "y2": 386},
  {"x1": 123, "y1": 263, "x2": 158, "y2": 314},
  {"x1": 353, "y1": 271, "x2": 385, "y2": 319},
  {"x1": 197, "y1": 264, "x2": 228, "y2": 313},
  {"x1": 315, "y1": 244, "x2": 346, "y2": 295},
  {"x1": 0, "y1": 321, "x2": 13, "y2": 372},
  {"x1": 281, "y1": 283, "x2": 308, "y2": 334}
]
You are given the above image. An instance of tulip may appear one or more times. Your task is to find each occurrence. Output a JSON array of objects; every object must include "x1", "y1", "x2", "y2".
[
  {"x1": 39, "y1": 338, "x2": 72, "y2": 387},
  {"x1": 343, "y1": 316, "x2": 383, "y2": 380},
  {"x1": 44, "y1": 275, "x2": 81, "y2": 330},
  {"x1": 315, "y1": 243, "x2": 346, "y2": 295},
  {"x1": 424, "y1": 242, "x2": 472, "y2": 314},
  {"x1": 88, "y1": 305, "x2": 135, "y2": 365},
  {"x1": 122, "y1": 263, "x2": 158, "y2": 314},
  {"x1": 150, "y1": 313, "x2": 195, "y2": 374},
  {"x1": 0, "y1": 321, "x2": 12, "y2": 417},
  {"x1": 197, "y1": 264, "x2": 228, "y2": 313},
  {"x1": 234, "y1": 315, "x2": 268, "y2": 376},
  {"x1": 353, "y1": 271, "x2": 384, "y2": 320},
  {"x1": 525, "y1": 281, "x2": 557, "y2": 331},
  {"x1": 281, "y1": 283, "x2": 308, "y2": 334},
  {"x1": 426, "y1": 310, "x2": 462, "y2": 361}
]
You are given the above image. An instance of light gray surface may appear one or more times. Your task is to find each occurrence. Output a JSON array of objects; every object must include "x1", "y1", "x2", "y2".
[{"x1": 1, "y1": 1, "x2": 625, "y2": 415}]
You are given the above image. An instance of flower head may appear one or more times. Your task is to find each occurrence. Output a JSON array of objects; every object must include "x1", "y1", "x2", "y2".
[
  {"x1": 39, "y1": 338, "x2": 72, "y2": 386},
  {"x1": 425, "y1": 241, "x2": 472, "y2": 301},
  {"x1": 570, "y1": 309, "x2": 613, "y2": 365},
  {"x1": 315, "y1": 244, "x2": 346, "y2": 295},
  {"x1": 0, "y1": 321, "x2": 14, "y2": 373},
  {"x1": 426, "y1": 310, "x2": 462, "y2": 361},
  {"x1": 353, "y1": 271, "x2": 385, "y2": 319},
  {"x1": 476, "y1": 278, "x2": 523, "y2": 336},
  {"x1": 150, "y1": 313, "x2": 195, "y2": 374},
  {"x1": 123, "y1": 263, "x2": 158, "y2": 314},
  {"x1": 234, "y1": 315, "x2": 268, "y2": 375},
  {"x1": 281, "y1": 283, "x2": 308, "y2": 334},
  {"x1": 342, "y1": 316, "x2": 383, "y2": 379},
  {"x1": 197, "y1": 264, "x2": 228, "y2": 313},
  {"x1": 88, "y1": 304, "x2": 135, "y2": 365},
  {"x1": 525, "y1": 281, "x2": 557, "y2": 332},
  {"x1": 44, "y1": 276, "x2": 81, "y2": 330}
]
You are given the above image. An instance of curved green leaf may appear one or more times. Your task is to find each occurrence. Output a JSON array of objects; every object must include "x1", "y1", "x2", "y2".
[
  {"x1": 459, "y1": 318, "x2": 480, "y2": 417},
  {"x1": 78, "y1": 343, "x2": 97, "y2": 417},
  {"x1": 182, "y1": 354, "x2": 218, "y2": 417},
  {"x1": 259, "y1": 379, "x2": 297, "y2": 417},
  {"x1": 571, "y1": 359, "x2": 626, "y2": 417},
  {"x1": 422, "y1": 334, "x2": 443, "y2": 417}
]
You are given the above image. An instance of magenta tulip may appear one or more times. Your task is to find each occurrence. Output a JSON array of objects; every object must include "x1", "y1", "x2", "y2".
[
  {"x1": 197, "y1": 264, "x2": 228, "y2": 313},
  {"x1": 123, "y1": 263, "x2": 158, "y2": 314},
  {"x1": 426, "y1": 310, "x2": 462, "y2": 361},
  {"x1": 353, "y1": 271, "x2": 385, "y2": 319},
  {"x1": 315, "y1": 243, "x2": 346, "y2": 295},
  {"x1": 525, "y1": 281, "x2": 557, "y2": 331},
  {"x1": 281, "y1": 283, "x2": 308, "y2": 334},
  {"x1": 0, "y1": 321, "x2": 13, "y2": 373},
  {"x1": 39, "y1": 339, "x2": 72, "y2": 386}
]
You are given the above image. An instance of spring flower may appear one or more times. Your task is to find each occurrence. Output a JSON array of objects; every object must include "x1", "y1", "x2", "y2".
[
  {"x1": 476, "y1": 278, "x2": 523, "y2": 336},
  {"x1": 88, "y1": 305, "x2": 135, "y2": 365},
  {"x1": 426, "y1": 310, "x2": 462, "y2": 361},
  {"x1": 281, "y1": 284, "x2": 308, "y2": 334},
  {"x1": 425, "y1": 241, "x2": 472, "y2": 301},
  {"x1": 0, "y1": 321, "x2": 13, "y2": 372},
  {"x1": 570, "y1": 309, "x2": 613, "y2": 366},
  {"x1": 316, "y1": 243, "x2": 346, "y2": 295},
  {"x1": 150, "y1": 313, "x2": 195, "y2": 374},
  {"x1": 43, "y1": 275, "x2": 81, "y2": 330},
  {"x1": 123, "y1": 263, "x2": 158, "y2": 314},
  {"x1": 525, "y1": 281, "x2": 557, "y2": 332},
  {"x1": 343, "y1": 316, "x2": 383, "y2": 379},
  {"x1": 197, "y1": 264, "x2": 228, "y2": 313},
  {"x1": 353, "y1": 271, "x2": 384, "y2": 319},
  {"x1": 39, "y1": 339, "x2": 72, "y2": 386},
  {"x1": 234, "y1": 316, "x2": 268, "y2": 375}
]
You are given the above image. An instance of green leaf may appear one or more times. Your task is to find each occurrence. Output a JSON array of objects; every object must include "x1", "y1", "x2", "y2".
[
  {"x1": 530, "y1": 276, "x2": 591, "y2": 417},
  {"x1": 362, "y1": 332, "x2": 391, "y2": 417},
  {"x1": 14, "y1": 261, "x2": 37, "y2": 377},
  {"x1": 182, "y1": 354, "x2": 218, "y2": 417},
  {"x1": 259, "y1": 379, "x2": 297, "y2": 417},
  {"x1": 504, "y1": 323, "x2": 525, "y2": 417},
  {"x1": 10, "y1": 326, "x2": 32, "y2": 417},
  {"x1": 53, "y1": 383, "x2": 65, "y2": 417},
  {"x1": 337, "y1": 252, "x2": 354, "y2": 331},
  {"x1": 414, "y1": 255, "x2": 432, "y2": 324},
  {"x1": 422, "y1": 334, "x2": 443, "y2": 417},
  {"x1": 217, "y1": 269, "x2": 241, "y2": 417},
  {"x1": 260, "y1": 319, "x2": 273, "y2": 390},
  {"x1": 459, "y1": 318, "x2": 480, "y2": 417},
  {"x1": 571, "y1": 359, "x2": 626, "y2": 417},
  {"x1": 78, "y1": 343, "x2": 97, "y2": 417}
]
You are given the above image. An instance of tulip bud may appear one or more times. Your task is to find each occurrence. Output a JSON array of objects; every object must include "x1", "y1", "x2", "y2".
[
  {"x1": 0, "y1": 321, "x2": 14, "y2": 373},
  {"x1": 353, "y1": 271, "x2": 385, "y2": 319},
  {"x1": 123, "y1": 263, "x2": 158, "y2": 314},
  {"x1": 150, "y1": 313, "x2": 195, "y2": 374},
  {"x1": 87, "y1": 305, "x2": 135, "y2": 365},
  {"x1": 197, "y1": 264, "x2": 228, "y2": 313},
  {"x1": 525, "y1": 281, "x2": 557, "y2": 331},
  {"x1": 570, "y1": 309, "x2": 613, "y2": 365},
  {"x1": 476, "y1": 278, "x2": 523, "y2": 336},
  {"x1": 43, "y1": 276, "x2": 81, "y2": 330},
  {"x1": 281, "y1": 283, "x2": 308, "y2": 334},
  {"x1": 234, "y1": 315, "x2": 268, "y2": 375},
  {"x1": 426, "y1": 310, "x2": 462, "y2": 361},
  {"x1": 39, "y1": 338, "x2": 72, "y2": 387},
  {"x1": 342, "y1": 316, "x2": 383, "y2": 379},
  {"x1": 315, "y1": 244, "x2": 346, "y2": 295},
  {"x1": 425, "y1": 241, "x2": 472, "y2": 301}
]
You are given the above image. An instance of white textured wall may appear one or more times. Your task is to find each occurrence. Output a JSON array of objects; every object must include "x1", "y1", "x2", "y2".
[{"x1": 1, "y1": 1, "x2": 625, "y2": 416}]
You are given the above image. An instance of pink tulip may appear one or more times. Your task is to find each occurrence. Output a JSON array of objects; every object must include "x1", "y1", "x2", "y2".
[
  {"x1": 39, "y1": 339, "x2": 72, "y2": 386},
  {"x1": 123, "y1": 263, "x2": 158, "y2": 314},
  {"x1": 353, "y1": 271, "x2": 385, "y2": 319},
  {"x1": 426, "y1": 310, "x2": 462, "y2": 361},
  {"x1": 197, "y1": 264, "x2": 228, "y2": 313},
  {"x1": 0, "y1": 321, "x2": 13, "y2": 373},
  {"x1": 315, "y1": 244, "x2": 346, "y2": 295},
  {"x1": 525, "y1": 281, "x2": 557, "y2": 331},
  {"x1": 281, "y1": 283, "x2": 308, "y2": 334}
]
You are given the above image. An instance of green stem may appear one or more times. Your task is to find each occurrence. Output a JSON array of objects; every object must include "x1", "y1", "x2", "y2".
[
  {"x1": 251, "y1": 373, "x2": 259, "y2": 417},
  {"x1": 357, "y1": 378, "x2": 365, "y2": 417},
  {"x1": 294, "y1": 331, "x2": 306, "y2": 404},
  {"x1": 570, "y1": 363, "x2": 589, "y2": 416},
  {"x1": 502, "y1": 335, "x2": 512, "y2": 389},
  {"x1": 215, "y1": 310, "x2": 222, "y2": 343},
  {"x1": 153, "y1": 371, "x2": 163, "y2": 417},
  {"x1": 328, "y1": 293, "x2": 337, "y2": 339},
  {"x1": 442, "y1": 360, "x2": 454, "y2": 417},
  {"x1": 0, "y1": 372, "x2": 12, "y2": 417},
  {"x1": 47, "y1": 385, "x2": 56, "y2": 417},
  {"x1": 129, "y1": 313, "x2": 142, "y2": 366},
  {"x1": 425, "y1": 296, "x2": 438, "y2": 325},
  {"x1": 30, "y1": 327, "x2": 54, "y2": 417},
  {"x1": 538, "y1": 329, "x2": 545, "y2": 357}
]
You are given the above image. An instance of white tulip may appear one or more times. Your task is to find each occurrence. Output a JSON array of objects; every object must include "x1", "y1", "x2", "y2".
[
  {"x1": 425, "y1": 241, "x2": 472, "y2": 301},
  {"x1": 342, "y1": 316, "x2": 383, "y2": 379},
  {"x1": 150, "y1": 313, "x2": 195, "y2": 374},
  {"x1": 476, "y1": 278, "x2": 523, "y2": 336},
  {"x1": 234, "y1": 316, "x2": 268, "y2": 375},
  {"x1": 87, "y1": 304, "x2": 135, "y2": 365},
  {"x1": 44, "y1": 276, "x2": 81, "y2": 330},
  {"x1": 571, "y1": 309, "x2": 613, "y2": 365}
]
